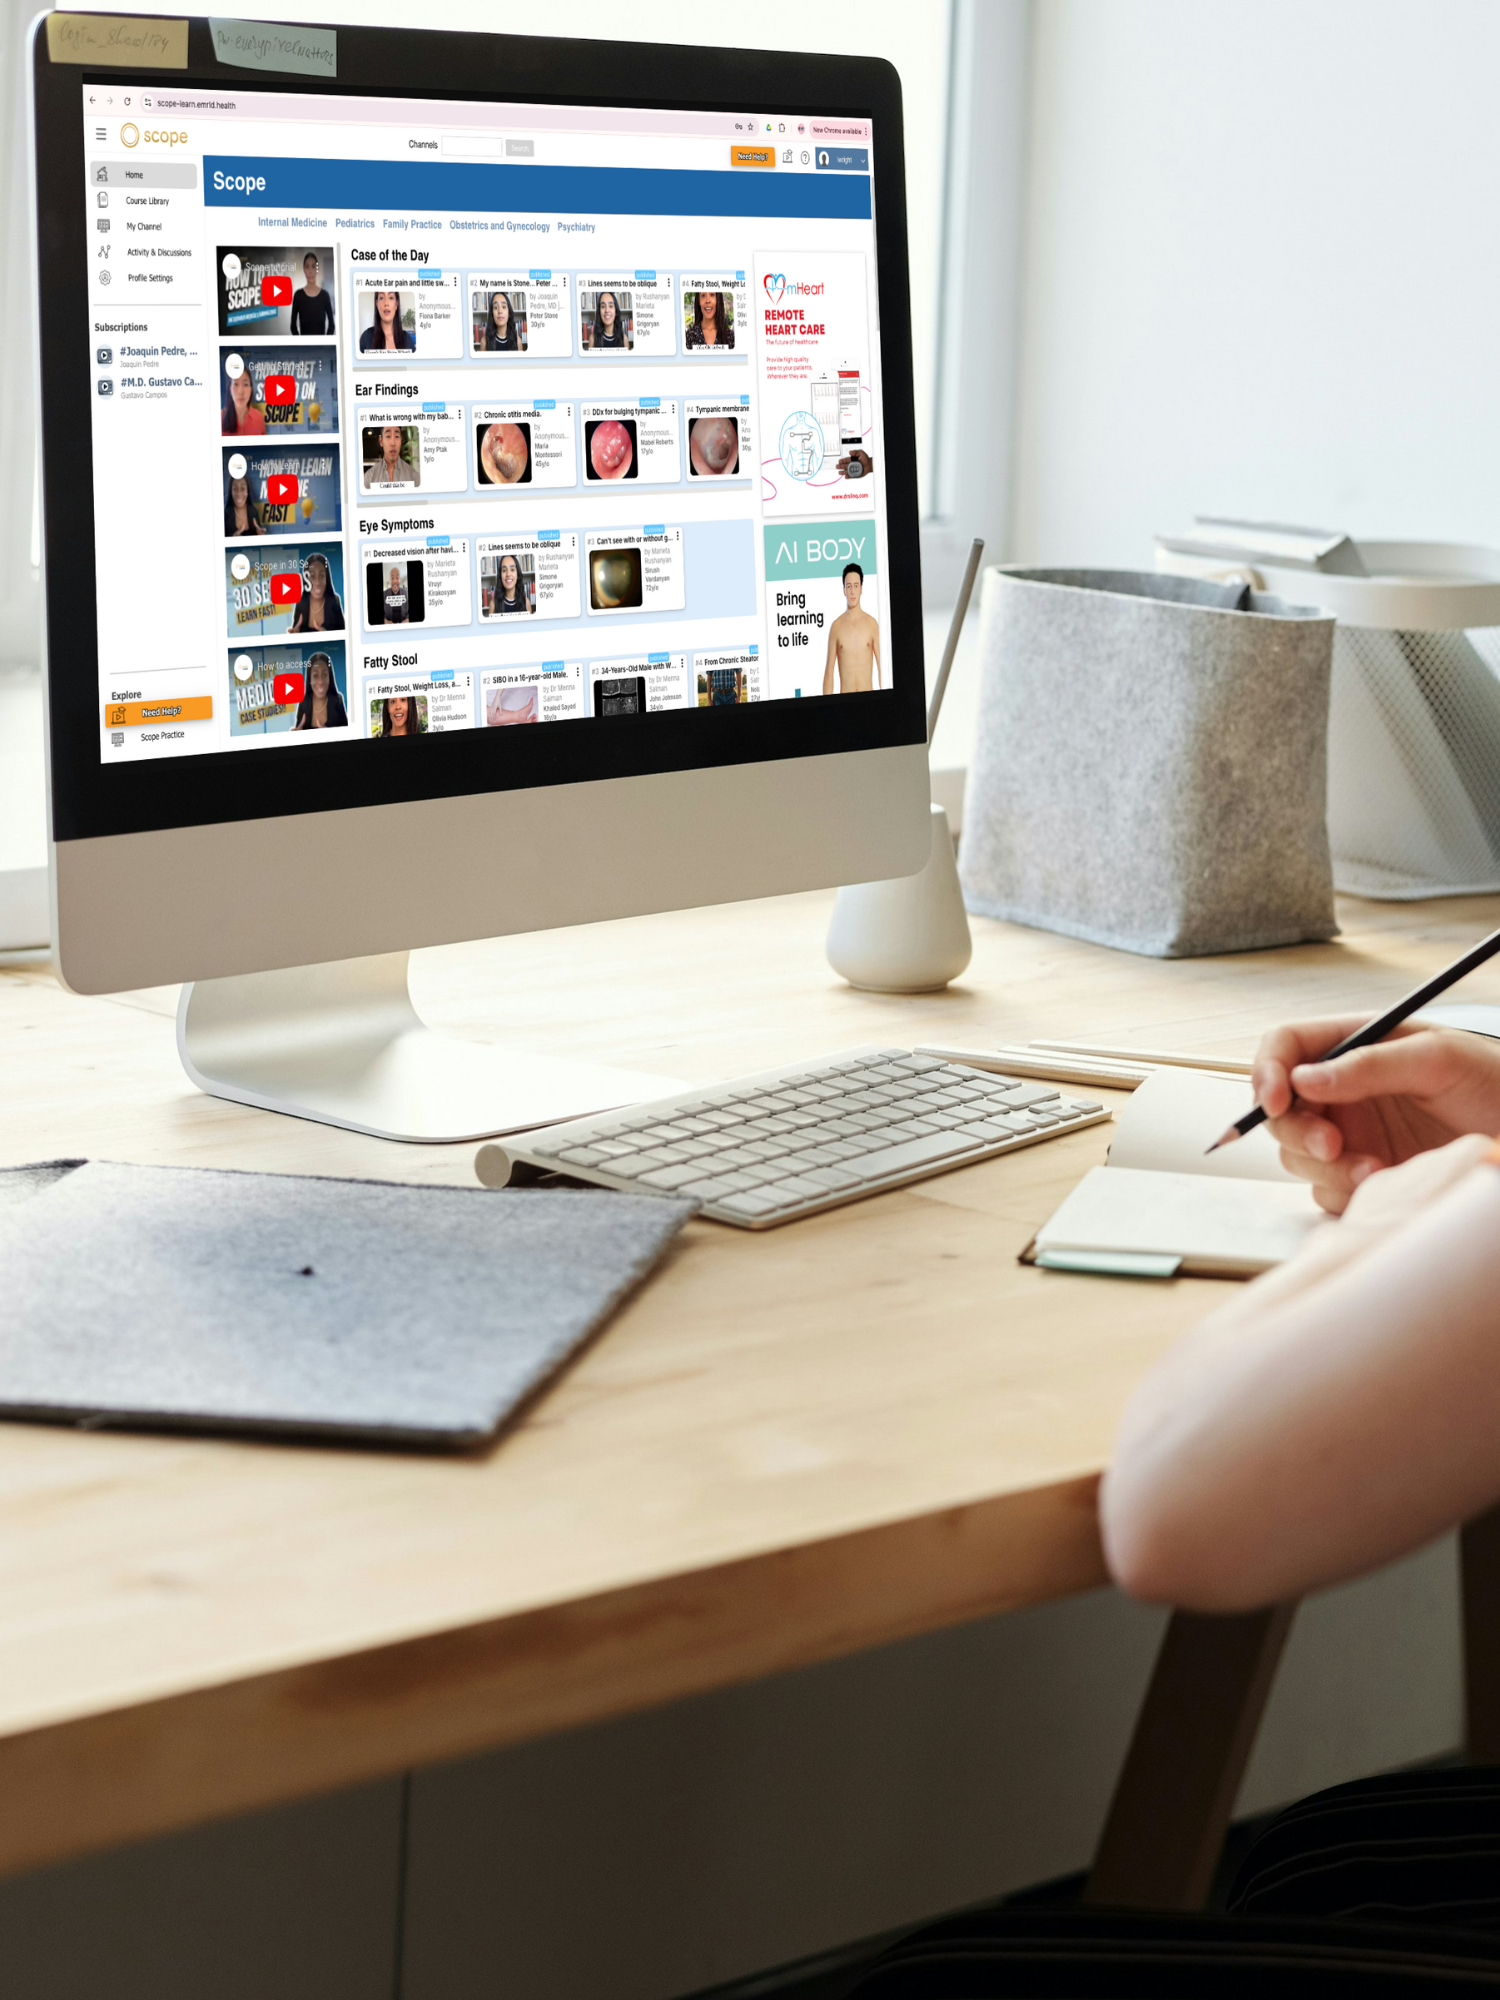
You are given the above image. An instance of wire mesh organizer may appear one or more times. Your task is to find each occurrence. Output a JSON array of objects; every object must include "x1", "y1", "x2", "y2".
[{"x1": 1159, "y1": 539, "x2": 1500, "y2": 899}]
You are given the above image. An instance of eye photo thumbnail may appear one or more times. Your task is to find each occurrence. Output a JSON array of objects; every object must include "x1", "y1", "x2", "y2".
[{"x1": 589, "y1": 547, "x2": 643, "y2": 611}]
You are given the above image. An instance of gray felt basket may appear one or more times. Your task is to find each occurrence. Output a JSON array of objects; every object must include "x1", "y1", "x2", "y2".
[{"x1": 959, "y1": 569, "x2": 1338, "y2": 958}]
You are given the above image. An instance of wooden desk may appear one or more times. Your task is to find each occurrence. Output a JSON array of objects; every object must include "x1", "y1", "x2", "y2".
[{"x1": 3, "y1": 888, "x2": 1497, "y2": 1883}]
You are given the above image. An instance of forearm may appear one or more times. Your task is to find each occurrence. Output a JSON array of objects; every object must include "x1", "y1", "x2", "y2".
[{"x1": 1102, "y1": 1159, "x2": 1500, "y2": 1610}]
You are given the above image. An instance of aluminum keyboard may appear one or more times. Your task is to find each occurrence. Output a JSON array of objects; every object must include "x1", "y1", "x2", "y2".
[{"x1": 480, "y1": 1047, "x2": 1110, "y2": 1230}]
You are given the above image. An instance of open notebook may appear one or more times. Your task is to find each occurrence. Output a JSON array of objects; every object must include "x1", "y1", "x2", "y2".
[{"x1": 1025, "y1": 1068, "x2": 1328, "y2": 1278}]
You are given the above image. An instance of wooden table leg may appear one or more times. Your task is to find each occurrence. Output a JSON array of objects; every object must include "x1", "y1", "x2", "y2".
[
  {"x1": 1462, "y1": 1505, "x2": 1500, "y2": 1762},
  {"x1": 1084, "y1": 1601, "x2": 1297, "y2": 1910}
]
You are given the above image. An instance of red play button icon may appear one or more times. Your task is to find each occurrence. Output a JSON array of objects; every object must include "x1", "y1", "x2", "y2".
[
  {"x1": 273, "y1": 672, "x2": 305, "y2": 705},
  {"x1": 261, "y1": 274, "x2": 293, "y2": 308},
  {"x1": 266, "y1": 474, "x2": 299, "y2": 506},
  {"x1": 270, "y1": 572, "x2": 302, "y2": 605},
  {"x1": 263, "y1": 374, "x2": 296, "y2": 405}
]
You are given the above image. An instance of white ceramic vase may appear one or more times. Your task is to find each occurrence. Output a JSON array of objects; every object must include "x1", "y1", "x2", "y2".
[{"x1": 825, "y1": 803, "x2": 973, "y2": 993}]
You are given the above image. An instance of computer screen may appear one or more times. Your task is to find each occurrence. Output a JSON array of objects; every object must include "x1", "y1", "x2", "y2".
[{"x1": 75, "y1": 78, "x2": 895, "y2": 768}]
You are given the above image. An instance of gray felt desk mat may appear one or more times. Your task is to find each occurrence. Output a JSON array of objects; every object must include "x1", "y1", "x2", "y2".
[{"x1": 0, "y1": 1160, "x2": 691, "y2": 1450}]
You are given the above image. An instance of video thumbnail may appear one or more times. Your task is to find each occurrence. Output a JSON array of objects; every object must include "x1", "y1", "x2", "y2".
[
  {"x1": 220, "y1": 344, "x2": 338, "y2": 436},
  {"x1": 471, "y1": 285, "x2": 528, "y2": 353},
  {"x1": 228, "y1": 640, "x2": 349, "y2": 736},
  {"x1": 585, "y1": 417, "x2": 637, "y2": 482},
  {"x1": 682, "y1": 285, "x2": 736, "y2": 350},
  {"x1": 223, "y1": 443, "x2": 342, "y2": 538},
  {"x1": 588, "y1": 545, "x2": 643, "y2": 611},
  {"x1": 356, "y1": 288, "x2": 418, "y2": 353},
  {"x1": 480, "y1": 549, "x2": 536, "y2": 616},
  {"x1": 217, "y1": 245, "x2": 336, "y2": 336},
  {"x1": 688, "y1": 414, "x2": 740, "y2": 477},
  {"x1": 370, "y1": 691, "x2": 429, "y2": 737},
  {"x1": 476, "y1": 420, "x2": 533, "y2": 486},
  {"x1": 485, "y1": 682, "x2": 538, "y2": 724},
  {"x1": 362, "y1": 423, "x2": 420, "y2": 490},
  {"x1": 225, "y1": 542, "x2": 347, "y2": 640},
  {"x1": 366, "y1": 557, "x2": 426, "y2": 626},
  {"x1": 579, "y1": 286, "x2": 633, "y2": 352}
]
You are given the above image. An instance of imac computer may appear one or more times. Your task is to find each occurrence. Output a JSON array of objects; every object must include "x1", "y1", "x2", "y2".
[{"x1": 29, "y1": 14, "x2": 930, "y2": 1141}]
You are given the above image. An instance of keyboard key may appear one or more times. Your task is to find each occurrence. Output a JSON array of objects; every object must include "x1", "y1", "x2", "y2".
[
  {"x1": 803, "y1": 1165, "x2": 864, "y2": 1191},
  {"x1": 843, "y1": 1131, "x2": 978, "y2": 1180},
  {"x1": 639, "y1": 1164, "x2": 705, "y2": 1190},
  {"x1": 1063, "y1": 1100, "x2": 1103, "y2": 1115},
  {"x1": 956, "y1": 1119, "x2": 1018, "y2": 1143},
  {"x1": 1006, "y1": 1085, "x2": 1062, "y2": 1108},
  {"x1": 557, "y1": 1145, "x2": 610, "y2": 1166},
  {"x1": 717, "y1": 1191, "x2": 783, "y2": 1218},
  {"x1": 679, "y1": 1176, "x2": 739, "y2": 1201},
  {"x1": 756, "y1": 1174, "x2": 832, "y2": 1204}
]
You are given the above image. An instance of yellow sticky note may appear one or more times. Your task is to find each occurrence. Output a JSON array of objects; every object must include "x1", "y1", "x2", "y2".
[{"x1": 45, "y1": 13, "x2": 190, "y2": 67}]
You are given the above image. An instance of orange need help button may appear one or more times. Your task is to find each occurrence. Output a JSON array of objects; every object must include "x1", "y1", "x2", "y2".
[
  {"x1": 729, "y1": 144, "x2": 775, "y2": 168},
  {"x1": 105, "y1": 697, "x2": 214, "y2": 728}
]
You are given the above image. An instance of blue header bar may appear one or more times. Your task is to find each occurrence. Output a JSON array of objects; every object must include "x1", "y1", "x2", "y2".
[{"x1": 204, "y1": 156, "x2": 872, "y2": 221}]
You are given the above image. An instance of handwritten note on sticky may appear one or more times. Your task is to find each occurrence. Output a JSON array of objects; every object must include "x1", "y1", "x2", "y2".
[
  {"x1": 46, "y1": 13, "x2": 189, "y2": 67},
  {"x1": 210, "y1": 18, "x2": 336, "y2": 77}
]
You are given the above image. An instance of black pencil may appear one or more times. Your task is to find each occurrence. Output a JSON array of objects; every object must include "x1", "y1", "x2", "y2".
[{"x1": 1206, "y1": 919, "x2": 1500, "y2": 1154}]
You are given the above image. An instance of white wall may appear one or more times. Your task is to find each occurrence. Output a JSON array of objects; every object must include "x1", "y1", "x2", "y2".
[{"x1": 1011, "y1": 0, "x2": 1500, "y2": 566}]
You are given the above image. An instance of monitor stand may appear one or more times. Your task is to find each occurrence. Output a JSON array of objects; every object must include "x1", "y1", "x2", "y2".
[{"x1": 176, "y1": 952, "x2": 685, "y2": 1143}]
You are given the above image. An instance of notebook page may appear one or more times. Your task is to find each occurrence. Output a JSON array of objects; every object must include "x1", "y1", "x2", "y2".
[
  {"x1": 1036, "y1": 1165, "x2": 1325, "y2": 1274},
  {"x1": 1106, "y1": 1068, "x2": 1295, "y2": 1183}
]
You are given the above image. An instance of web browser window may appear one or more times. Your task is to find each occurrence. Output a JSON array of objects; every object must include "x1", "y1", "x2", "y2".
[{"x1": 80, "y1": 86, "x2": 887, "y2": 761}]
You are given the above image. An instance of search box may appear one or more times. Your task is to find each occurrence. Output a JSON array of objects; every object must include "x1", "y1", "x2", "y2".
[{"x1": 440, "y1": 134, "x2": 533, "y2": 159}]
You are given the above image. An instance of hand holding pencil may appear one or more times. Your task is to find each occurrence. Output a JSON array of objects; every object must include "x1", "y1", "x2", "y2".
[
  {"x1": 1245, "y1": 1016, "x2": 1500, "y2": 1213},
  {"x1": 1208, "y1": 920, "x2": 1500, "y2": 1205}
]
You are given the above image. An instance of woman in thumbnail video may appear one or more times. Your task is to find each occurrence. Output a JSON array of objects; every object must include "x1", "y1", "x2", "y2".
[
  {"x1": 591, "y1": 291, "x2": 628, "y2": 350},
  {"x1": 484, "y1": 290, "x2": 520, "y2": 352},
  {"x1": 292, "y1": 652, "x2": 348, "y2": 731},
  {"x1": 384, "y1": 565, "x2": 409, "y2": 624},
  {"x1": 289, "y1": 252, "x2": 335, "y2": 338},
  {"x1": 494, "y1": 552, "x2": 528, "y2": 614},
  {"x1": 223, "y1": 474, "x2": 265, "y2": 537},
  {"x1": 221, "y1": 370, "x2": 266, "y2": 436},
  {"x1": 288, "y1": 552, "x2": 345, "y2": 634},
  {"x1": 359, "y1": 290, "x2": 415, "y2": 353},
  {"x1": 686, "y1": 289, "x2": 732, "y2": 349},
  {"x1": 380, "y1": 694, "x2": 422, "y2": 737}
]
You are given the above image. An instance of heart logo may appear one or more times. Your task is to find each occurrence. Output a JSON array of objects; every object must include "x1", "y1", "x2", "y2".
[{"x1": 763, "y1": 272, "x2": 786, "y2": 304}]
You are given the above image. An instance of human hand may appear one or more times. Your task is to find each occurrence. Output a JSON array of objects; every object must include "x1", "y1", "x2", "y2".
[{"x1": 1252, "y1": 1017, "x2": 1500, "y2": 1213}]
